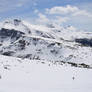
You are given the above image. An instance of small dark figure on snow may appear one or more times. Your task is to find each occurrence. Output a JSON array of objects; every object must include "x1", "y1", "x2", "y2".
[
  {"x1": 72, "y1": 76, "x2": 75, "y2": 80},
  {"x1": 0, "y1": 75, "x2": 2, "y2": 79}
]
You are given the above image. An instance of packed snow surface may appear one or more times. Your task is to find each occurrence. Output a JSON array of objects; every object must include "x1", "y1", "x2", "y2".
[{"x1": 0, "y1": 55, "x2": 92, "y2": 92}]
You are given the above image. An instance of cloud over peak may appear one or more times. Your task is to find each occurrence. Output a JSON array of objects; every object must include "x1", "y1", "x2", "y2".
[
  {"x1": 33, "y1": 5, "x2": 92, "y2": 31},
  {"x1": 46, "y1": 5, "x2": 92, "y2": 18},
  {"x1": 46, "y1": 5, "x2": 78, "y2": 14}
]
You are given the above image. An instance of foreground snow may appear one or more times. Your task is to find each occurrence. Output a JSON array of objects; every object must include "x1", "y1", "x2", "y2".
[{"x1": 0, "y1": 55, "x2": 92, "y2": 92}]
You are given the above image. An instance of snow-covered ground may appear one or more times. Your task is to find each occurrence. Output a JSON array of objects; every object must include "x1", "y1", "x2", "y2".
[
  {"x1": 0, "y1": 55, "x2": 92, "y2": 92},
  {"x1": 0, "y1": 19, "x2": 92, "y2": 92}
]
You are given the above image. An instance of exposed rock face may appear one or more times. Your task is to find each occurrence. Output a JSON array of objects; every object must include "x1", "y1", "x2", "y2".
[
  {"x1": 75, "y1": 38, "x2": 92, "y2": 47},
  {"x1": 0, "y1": 28, "x2": 24, "y2": 38}
]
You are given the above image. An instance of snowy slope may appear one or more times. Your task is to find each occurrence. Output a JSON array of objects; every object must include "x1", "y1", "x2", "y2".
[
  {"x1": 0, "y1": 19, "x2": 92, "y2": 66},
  {"x1": 0, "y1": 19, "x2": 92, "y2": 92},
  {"x1": 0, "y1": 55, "x2": 92, "y2": 92},
  {"x1": 1, "y1": 19, "x2": 31, "y2": 35},
  {"x1": 0, "y1": 19, "x2": 92, "y2": 40},
  {"x1": 0, "y1": 19, "x2": 57, "y2": 39}
]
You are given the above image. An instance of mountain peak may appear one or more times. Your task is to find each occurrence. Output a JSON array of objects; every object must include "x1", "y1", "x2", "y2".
[
  {"x1": 0, "y1": 19, "x2": 92, "y2": 41},
  {"x1": 0, "y1": 19, "x2": 31, "y2": 35},
  {"x1": 13, "y1": 19, "x2": 22, "y2": 26},
  {"x1": 4, "y1": 19, "x2": 22, "y2": 26}
]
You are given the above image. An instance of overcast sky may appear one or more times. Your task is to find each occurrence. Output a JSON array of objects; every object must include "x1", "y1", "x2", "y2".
[{"x1": 0, "y1": 0, "x2": 92, "y2": 31}]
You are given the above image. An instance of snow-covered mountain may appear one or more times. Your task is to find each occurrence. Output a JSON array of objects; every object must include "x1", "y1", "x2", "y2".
[
  {"x1": 0, "y1": 19, "x2": 92, "y2": 92},
  {"x1": 0, "y1": 19, "x2": 92, "y2": 68}
]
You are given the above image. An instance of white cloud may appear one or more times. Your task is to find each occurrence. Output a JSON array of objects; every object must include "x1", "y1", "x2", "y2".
[
  {"x1": 46, "y1": 5, "x2": 92, "y2": 18},
  {"x1": 46, "y1": 5, "x2": 78, "y2": 14},
  {"x1": 34, "y1": 5, "x2": 92, "y2": 31},
  {"x1": 36, "y1": 13, "x2": 49, "y2": 24},
  {"x1": 72, "y1": 10, "x2": 92, "y2": 17},
  {"x1": 0, "y1": 0, "x2": 30, "y2": 12},
  {"x1": 51, "y1": 16, "x2": 69, "y2": 25},
  {"x1": 35, "y1": 12, "x2": 69, "y2": 26},
  {"x1": 34, "y1": 9, "x2": 39, "y2": 13}
]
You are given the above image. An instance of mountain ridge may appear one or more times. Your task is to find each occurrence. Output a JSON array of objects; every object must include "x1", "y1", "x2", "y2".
[{"x1": 0, "y1": 19, "x2": 92, "y2": 67}]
